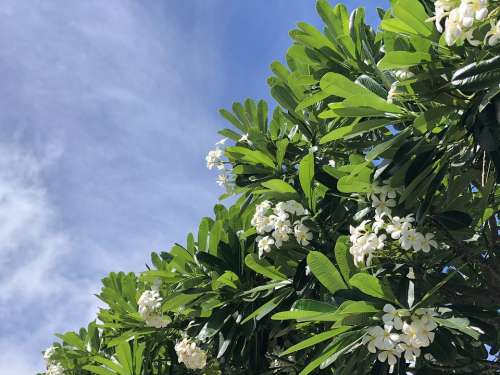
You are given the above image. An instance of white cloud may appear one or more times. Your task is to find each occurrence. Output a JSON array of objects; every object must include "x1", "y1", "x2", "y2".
[{"x1": 0, "y1": 143, "x2": 100, "y2": 374}]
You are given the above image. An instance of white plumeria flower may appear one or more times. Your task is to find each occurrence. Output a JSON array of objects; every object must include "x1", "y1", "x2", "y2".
[
  {"x1": 377, "y1": 347, "x2": 401, "y2": 366},
  {"x1": 364, "y1": 325, "x2": 400, "y2": 352},
  {"x1": 444, "y1": 8, "x2": 467, "y2": 45},
  {"x1": 205, "y1": 148, "x2": 225, "y2": 170},
  {"x1": 216, "y1": 173, "x2": 229, "y2": 187},
  {"x1": 386, "y1": 82, "x2": 398, "y2": 104},
  {"x1": 458, "y1": 0, "x2": 488, "y2": 28},
  {"x1": 44, "y1": 346, "x2": 56, "y2": 365},
  {"x1": 257, "y1": 236, "x2": 274, "y2": 257},
  {"x1": 485, "y1": 19, "x2": 500, "y2": 46},
  {"x1": 273, "y1": 228, "x2": 291, "y2": 249},
  {"x1": 294, "y1": 222, "x2": 313, "y2": 246},
  {"x1": 46, "y1": 363, "x2": 65, "y2": 375},
  {"x1": 175, "y1": 338, "x2": 207, "y2": 370},
  {"x1": 434, "y1": 0, "x2": 460, "y2": 32},
  {"x1": 414, "y1": 308, "x2": 438, "y2": 331},
  {"x1": 399, "y1": 342, "x2": 421, "y2": 362},
  {"x1": 137, "y1": 289, "x2": 170, "y2": 328},
  {"x1": 401, "y1": 320, "x2": 435, "y2": 348},
  {"x1": 349, "y1": 220, "x2": 370, "y2": 242},
  {"x1": 372, "y1": 214, "x2": 386, "y2": 234},
  {"x1": 371, "y1": 194, "x2": 396, "y2": 216},
  {"x1": 328, "y1": 159, "x2": 336, "y2": 168},
  {"x1": 382, "y1": 304, "x2": 410, "y2": 330},
  {"x1": 399, "y1": 229, "x2": 424, "y2": 252},
  {"x1": 386, "y1": 215, "x2": 414, "y2": 240},
  {"x1": 420, "y1": 233, "x2": 438, "y2": 253}
]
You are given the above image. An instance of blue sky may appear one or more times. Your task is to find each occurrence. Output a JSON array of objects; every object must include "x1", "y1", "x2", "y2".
[{"x1": 0, "y1": 1, "x2": 385, "y2": 372}]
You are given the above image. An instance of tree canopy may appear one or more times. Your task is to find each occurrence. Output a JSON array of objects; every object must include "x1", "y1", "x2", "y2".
[{"x1": 42, "y1": 0, "x2": 500, "y2": 374}]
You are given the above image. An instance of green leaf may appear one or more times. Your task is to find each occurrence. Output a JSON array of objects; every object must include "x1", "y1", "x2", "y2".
[
  {"x1": 299, "y1": 331, "x2": 364, "y2": 375},
  {"x1": 261, "y1": 179, "x2": 297, "y2": 194},
  {"x1": 380, "y1": 18, "x2": 419, "y2": 35},
  {"x1": 225, "y1": 146, "x2": 275, "y2": 168},
  {"x1": 307, "y1": 251, "x2": 347, "y2": 294},
  {"x1": 214, "y1": 271, "x2": 240, "y2": 289},
  {"x1": 393, "y1": 1, "x2": 433, "y2": 37},
  {"x1": 245, "y1": 254, "x2": 288, "y2": 281},
  {"x1": 208, "y1": 220, "x2": 224, "y2": 255},
  {"x1": 56, "y1": 332, "x2": 85, "y2": 350},
  {"x1": 281, "y1": 327, "x2": 352, "y2": 355},
  {"x1": 349, "y1": 273, "x2": 397, "y2": 303},
  {"x1": 276, "y1": 138, "x2": 289, "y2": 169},
  {"x1": 241, "y1": 289, "x2": 291, "y2": 324},
  {"x1": 377, "y1": 51, "x2": 431, "y2": 71},
  {"x1": 299, "y1": 153, "x2": 315, "y2": 206},
  {"x1": 334, "y1": 236, "x2": 356, "y2": 283},
  {"x1": 320, "y1": 118, "x2": 389, "y2": 144},
  {"x1": 319, "y1": 72, "x2": 370, "y2": 98},
  {"x1": 434, "y1": 317, "x2": 480, "y2": 340},
  {"x1": 115, "y1": 342, "x2": 133, "y2": 374},
  {"x1": 296, "y1": 90, "x2": 331, "y2": 111},
  {"x1": 272, "y1": 299, "x2": 339, "y2": 321}
]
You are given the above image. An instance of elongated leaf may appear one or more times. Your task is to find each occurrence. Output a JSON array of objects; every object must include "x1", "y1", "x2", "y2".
[
  {"x1": 299, "y1": 331, "x2": 364, "y2": 375},
  {"x1": 378, "y1": 51, "x2": 431, "y2": 70},
  {"x1": 334, "y1": 236, "x2": 356, "y2": 283},
  {"x1": 349, "y1": 273, "x2": 397, "y2": 303},
  {"x1": 320, "y1": 118, "x2": 389, "y2": 144},
  {"x1": 299, "y1": 153, "x2": 315, "y2": 206},
  {"x1": 434, "y1": 317, "x2": 480, "y2": 340},
  {"x1": 261, "y1": 179, "x2": 297, "y2": 194},
  {"x1": 241, "y1": 289, "x2": 291, "y2": 324},
  {"x1": 307, "y1": 251, "x2": 347, "y2": 294},
  {"x1": 225, "y1": 146, "x2": 275, "y2": 168},
  {"x1": 320, "y1": 72, "x2": 370, "y2": 98},
  {"x1": 245, "y1": 254, "x2": 288, "y2": 281},
  {"x1": 281, "y1": 327, "x2": 352, "y2": 355}
]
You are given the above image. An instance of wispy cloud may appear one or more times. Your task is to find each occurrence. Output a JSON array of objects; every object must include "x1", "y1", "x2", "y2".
[
  {"x1": 0, "y1": 142, "x2": 100, "y2": 373},
  {"x1": 0, "y1": 1, "x2": 227, "y2": 373}
]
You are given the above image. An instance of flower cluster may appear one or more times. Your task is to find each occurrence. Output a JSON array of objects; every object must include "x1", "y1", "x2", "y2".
[
  {"x1": 433, "y1": 0, "x2": 498, "y2": 46},
  {"x1": 363, "y1": 305, "x2": 438, "y2": 368},
  {"x1": 251, "y1": 200, "x2": 312, "y2": 257},
  {"x1": 175, "y1": 338, "x2": 208, "y2": 370},
  {"x1": 44, "y1": 346, "x2": 65, "y2": 375},
  {"x1": 206, "y1": 138, "x2": 234, "y2": 190},
  {"x1": 349, "y1": 183, "x2": 438, "y2": 266},
  {"x1": 137, "y1": 289, "x2": 170, "y2": 328}
]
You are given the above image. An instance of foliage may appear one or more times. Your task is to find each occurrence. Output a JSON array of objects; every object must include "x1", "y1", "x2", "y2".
[{"x1": 42, "y1": 0, "x2": 500, "y2": 374}]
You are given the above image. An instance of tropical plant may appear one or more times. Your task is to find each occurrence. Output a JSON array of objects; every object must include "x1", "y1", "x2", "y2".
[{"x1": 41, "y1": 0, "x2": 500, "y2": 374}]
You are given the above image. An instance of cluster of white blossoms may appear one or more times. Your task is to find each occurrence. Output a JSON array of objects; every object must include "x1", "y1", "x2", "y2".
[
  {"x1": 251, "y1": 200, "x2": 312, "y2": 257},
  {"x1": 44, "y1": 346, "x2": 65, "y2": 375},
  {"x1": 137, "y1": 287, "x2": 170, "y2": 328},
  {"x1": 433, "y1": 0, "x2": 499, "y2": 46},
  {"x1": 363, "y1": 305, "x2": 438, "y2": 369},
  {"x1": 175, "y1": 338, "x2": 208, "y2": 370},
  {"x1": 349, "y1": 183, "x2": 438, "y2": 266},
  {"x1": 206, "y1": 138, "x2": 234, "y2": 189}
]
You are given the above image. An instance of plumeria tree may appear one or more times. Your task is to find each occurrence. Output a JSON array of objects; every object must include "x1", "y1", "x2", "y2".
[{"x1": 41, "y1": 0, "x2": 500, "y2": 374}]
